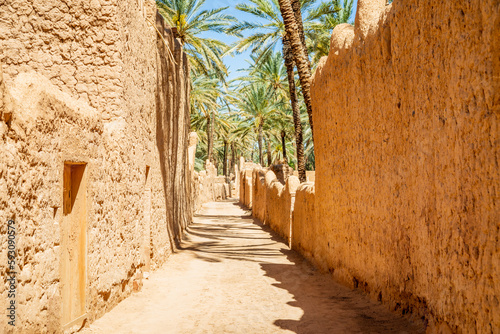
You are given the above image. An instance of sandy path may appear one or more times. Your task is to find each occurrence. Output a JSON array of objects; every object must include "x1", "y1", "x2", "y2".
[{"x1": 81, "y1": 200, "x2": 424, "y2": 334}]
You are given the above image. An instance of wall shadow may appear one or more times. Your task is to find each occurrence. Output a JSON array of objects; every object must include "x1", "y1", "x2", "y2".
[
  {"x1": 186, "y1": 200, "x2": 425, "y2": 333},
  {"x1": 260, "y1": 252, "x2": 425, "y2": 334}
]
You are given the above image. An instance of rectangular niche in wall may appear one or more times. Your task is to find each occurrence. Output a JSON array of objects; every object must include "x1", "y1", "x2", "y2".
[{"x1": 61, "y1": 162, "x2": 87, "y2": 329}]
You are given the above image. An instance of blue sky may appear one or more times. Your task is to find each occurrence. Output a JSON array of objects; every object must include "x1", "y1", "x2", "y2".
[{"x1": 200, "y1": 0, "x2": 358, "y2": 81}]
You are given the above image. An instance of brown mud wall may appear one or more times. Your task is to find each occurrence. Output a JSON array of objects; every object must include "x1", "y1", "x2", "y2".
[
  {"x1": 252, "y1": 168, "x2": 267, "y2": 222},
  {"x1": 291, "y1": 183, "x2": 316, "y2": 262},
  {"x1": 311, "y1": 0, "x2": 499, "y2": 332},
  {"x1": 240, "y1": 168, "x2": 254, "y2": 209},
  {"x1": 264, "y1": 171, "x2": 299, "y2": 245},
  {"x1": 0, "y1": 0, "x2": 191, "y2": 332},
  {"x1": 239, "y1": 165, "x2": 299, "y2": 245},
  {"x1": 192, "y1": 160, "x2": 230, "y2": 213}
]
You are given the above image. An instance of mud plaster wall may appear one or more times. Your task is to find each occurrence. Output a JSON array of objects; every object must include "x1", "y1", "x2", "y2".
[
  {"x1": 311, "y1": 0, "x2": 499, "y2": 331},
  {"x1": 0, "y1": 0, "x2": 191, "y2": 332},
  {"x1": 240, "y1": 166, "x2": 299, "y2": 245},
  {"x1": 264, "y1": 171, "x2": 299, "y2": 244},
  {"x1": 291, "y1": 171, "x2": 315, "y2": 183},
  {"x1": 239, "y1": 161, "x2": 264, "y2": 209},
  {"x1": 192, "y1": 161, "x2": 229, "y2": 213},
  {"x1": 291, "y1": 183, "x2": 316, "y2": 261},
  {"x1": 251, "y1": 169, "x2": 266, "y2": 223},
  {"x1": 240, "y1": 169, "x2": 254, "y2": 209}
]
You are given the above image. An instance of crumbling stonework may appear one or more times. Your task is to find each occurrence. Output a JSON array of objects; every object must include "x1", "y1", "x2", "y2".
[
  {"x1": 310, "y1": 0, "x2": 499, "y2": 331},
  {"x1": 0, "y1": 0, "x2": 192, "y2": 332}
]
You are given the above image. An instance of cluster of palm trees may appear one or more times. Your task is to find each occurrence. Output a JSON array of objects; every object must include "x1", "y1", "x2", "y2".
[{"x1": 156, "y1": 0, "x2": 353, "y2": 181}]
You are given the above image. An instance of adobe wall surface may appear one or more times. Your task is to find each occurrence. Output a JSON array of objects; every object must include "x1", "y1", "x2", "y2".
[
  {"x1": 311, "y1": 0, "x2": 499, "y2": 331},
  {"x1": 240, "y1": 165, "x2": 300, "y2": 245},
  {"x1": 252, "y1": 169, "x2": 267, "y2": 223},
  {"x1": 192, "y1": 161, "x2": 229, "y2": 213},
  {"x1": 0, "y1": 0, "x2": 191, "y2": 332},
  {"x1": 291, "y1": 183, "x2": 317, "y2": 264},
  {"x1": 239, "y1": 168, "x2": 255, "y2": 209},
  {"x1": 264, "y1": 172, "x2": 299, "y2": 244},
  {"x1": 238, "y1": 162, "x2": 268, "y2": 209}
]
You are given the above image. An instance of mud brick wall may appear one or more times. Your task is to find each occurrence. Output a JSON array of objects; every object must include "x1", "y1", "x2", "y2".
[
  {"x1": 240, "y1": 165, "x2": 300, "y2": 246},
  {"x1": 0, "y1": 0, "x2": 191, "y2": 332},
  {"x1": 264, "y1": 172, "x2": 299, "y2": 245},
  {"x1": 240, "y1": 169, "x2": 254, "y2": 209},
  {"x1": 192, "y1": 161, "x2": 229, "y2": 213},
  {"x1": 252, "y1": 169, "x2": 267, "y2": 223},
  {"x1": 290, "y1": 183, "x2": 316, "y2": 263},
  {"x1": 310, "y1": 0, "x2": 499, "y2": 331}
]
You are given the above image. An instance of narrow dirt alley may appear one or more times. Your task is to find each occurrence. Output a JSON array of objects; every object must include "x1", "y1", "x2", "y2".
[{"x1": 81, "y1": 200, "x2": 424, "y2": 334}]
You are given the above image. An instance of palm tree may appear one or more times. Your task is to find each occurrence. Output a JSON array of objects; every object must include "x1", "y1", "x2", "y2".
[
  {"x1": 235, "y1": 84, "x2": 280, "y2": 166},
  {"x1": 268, "y1": 108, "x2": 295, "y2": 163},
  {"x1": 282, "y1": 37, "x2": 306, "y2": 181},
  {"x1": 213, "y1": 113, "x2": 239, "y2": 177},
  {"x1": 276, "y1": 0, "x2": 315, "y2": 142},
  {"x1": 253, "y1": 50, "x2": 306, "y2": 178},
  {"x1": 264, "y1": 129, "x2": 296, "y2": 165},
  {"x1": 229, "y1": 0, "x2": 312, "y2": 181},
  {"x1": 300, "y1": 104, "x2": 315, "y2": 170},
  {"x1": 306, "y1": 0, "x2": 354, "y2": 64},
  {"x1": 156, "y1": 0, "x2": 235, "y2": 78},
  {"x1": 189, "y1": 72, "x2": 225, "y2": 163},
  {"x1": 249, "y1": 52, "x2": 298, "y2": 166}
]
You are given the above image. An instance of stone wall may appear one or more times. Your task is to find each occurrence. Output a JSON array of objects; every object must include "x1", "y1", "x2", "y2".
[
  {"x1": 0, "y1": 0, "x2": 192, "y2": 332},
  {"x1": 310, "y1": 0, "x2": 499, "y2": 331}
]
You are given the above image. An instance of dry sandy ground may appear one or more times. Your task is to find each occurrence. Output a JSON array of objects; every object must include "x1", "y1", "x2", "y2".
[{"x1": 81, "y1": 200, "x2": 424, "y2": 334}]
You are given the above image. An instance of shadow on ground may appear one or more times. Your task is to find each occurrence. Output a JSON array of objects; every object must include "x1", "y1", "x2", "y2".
[
  {"x1": 183, "y1": 201, "x2": 425, "y2": 334},
  {"x1": 261, "y1": 251, "x2": 425, "y2": 334}
]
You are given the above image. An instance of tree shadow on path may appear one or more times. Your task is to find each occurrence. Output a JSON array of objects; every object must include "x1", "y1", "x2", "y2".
[
  {"x1": 260, "y1": 249, "x2": 425, "y2": 334},
  {"x1": 185, "y1": 201, "x2": 425, "y2": 333}
]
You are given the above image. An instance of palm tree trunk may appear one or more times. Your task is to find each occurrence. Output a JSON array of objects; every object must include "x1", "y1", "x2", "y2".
[
  {"x1": 258, "y1": 120, "x2": 264, "y2": 166},
  {"x1": 281, "y1": 130, "x2": 287, "y2": 163},
  {"x1": 266, "y1": 135, "x2": 272, "y2": 166},
  {"x1": 277, "y1": 0, "x2": 314, "y2": 141},
  {"x1": 231, "y1": 142, "x2": 236, "y2": 175},
  {"x1": 210, "y1": 112, "x2": 215, "y2": 161},
  {"x1": 283, "y1": 36, "x2": 306, "y2": 183},
  {"x1": 223, "y1": 140, "x2": 228, "y2": 177},
  {"x1": 206, "y1": 113, "x2": 213, "y2": 163},
  {"x1": 291, "y1": 0, "x2": 307, "y2": 54}
]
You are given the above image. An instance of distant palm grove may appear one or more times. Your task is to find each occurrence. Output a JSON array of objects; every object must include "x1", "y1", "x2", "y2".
[{"x1": 156, "y1": 0, "x2": 353, "y2": 182}]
